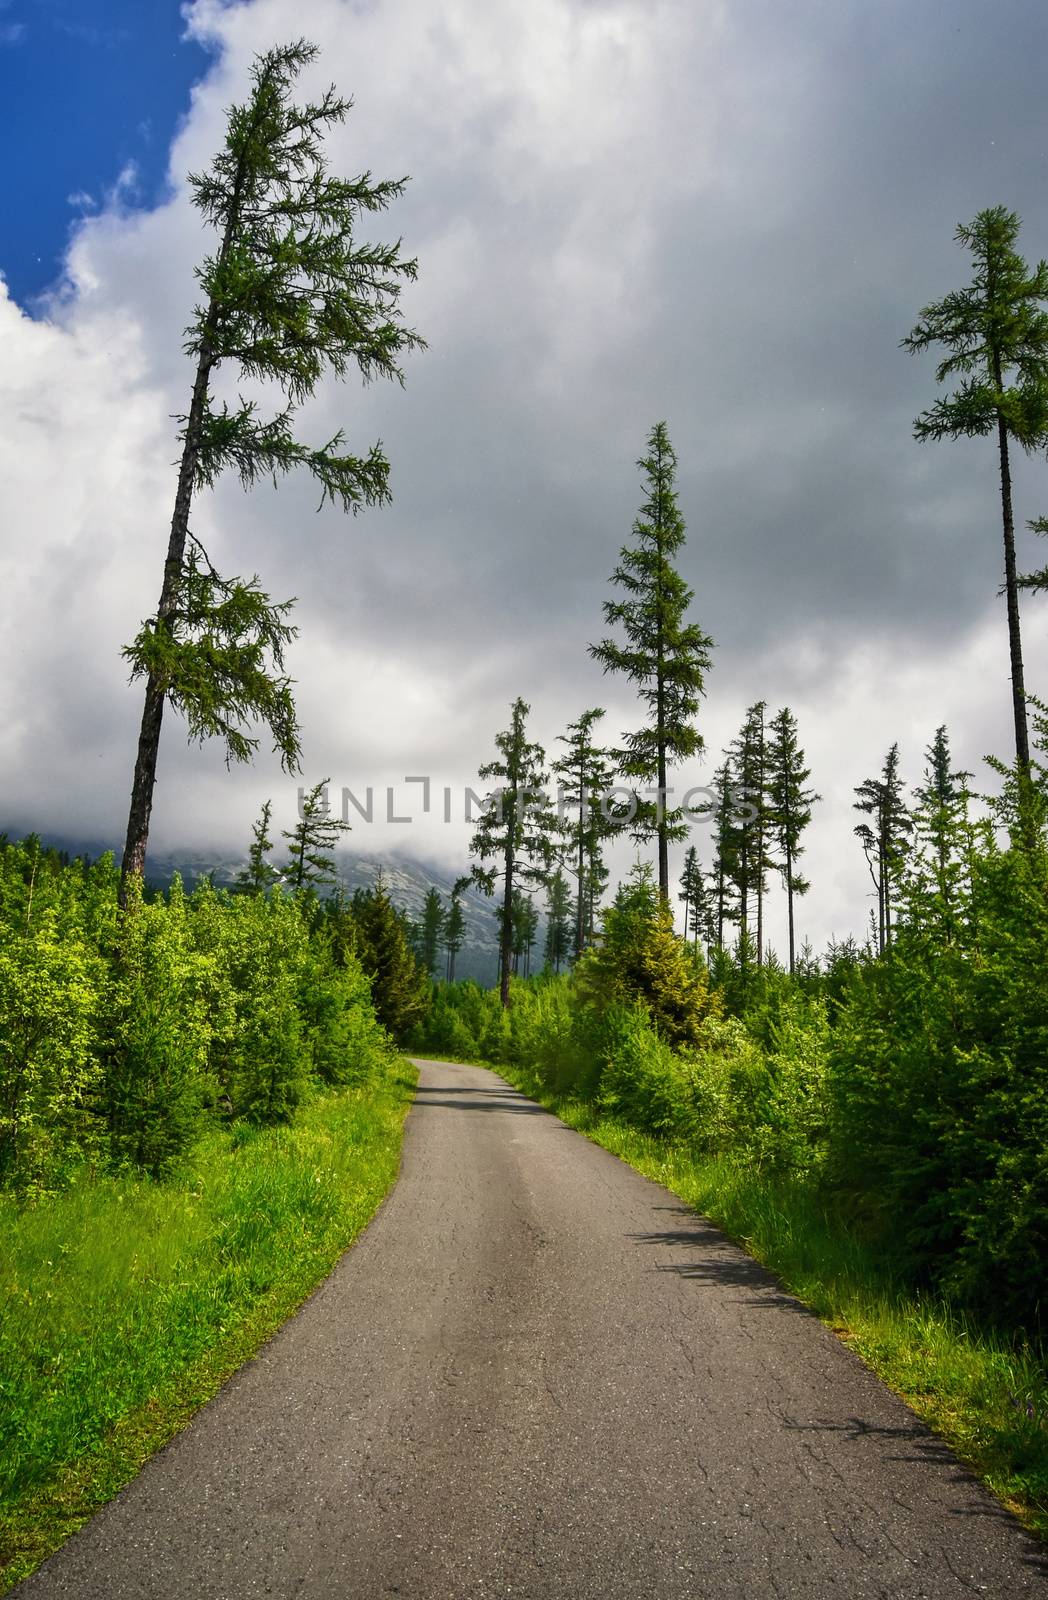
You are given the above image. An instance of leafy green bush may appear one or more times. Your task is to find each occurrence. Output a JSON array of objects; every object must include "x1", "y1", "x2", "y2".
[
  {"x1": 103, "y1": 878, "x2": 212, "y2": 1175},
  {"x1": 0, "y1": 840, "x2": 400, "y2": 1190},
  {"x1": 0, "y1": 914, "x2": 105, "y2": 1189}
]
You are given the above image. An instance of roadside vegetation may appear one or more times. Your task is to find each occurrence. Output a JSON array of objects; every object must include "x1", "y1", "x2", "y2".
[
  {"x1": 0, "y1": 1071, "x2": 414, "y2": 1593},
  {"x1": 409, "y1": 836, "x2": 1048, "y2": 1538},
  {"x1": 0, "y1": 834, "x2": 422, "y2": 1592}
]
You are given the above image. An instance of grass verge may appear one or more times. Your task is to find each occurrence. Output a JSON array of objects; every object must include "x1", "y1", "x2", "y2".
[
  {"x1": 0, "y1": 1059, "x2": 416, "y2": 1593},
  {"x1": 494, "y1": 1057, "x2": 1048, "y2": 1542}
]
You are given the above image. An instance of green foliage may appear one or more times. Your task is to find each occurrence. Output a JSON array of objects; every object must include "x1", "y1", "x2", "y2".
[
  {"x1": 552, "y1": 707, "x2": 616, "y2": 955},
  {"x1": 418, "y1": 887, "x2": 446, "y2": 979},
  {"x1": 187, "y1": 40, "x2": 424, "y2": 478},
  {"x1": 237, "y1": 799, "x2": 280, "y2": 895},
  {"x1": 348, "y1": 878, "x2": 429, "y2": 1040},
  {"x1": 0, "y1": 915, "x2": 105, "y2": 1189},
  {"x1": 543, "y1": 869, "x2": 573, "y2": 972},
  {"x1": 828, "y1": 838, "x2": 1048, "y2": 1337},
  {"x1": 854, "y1": 742, "x2": 911, "y2": 953},
  {"x1": 443, "y1": 891, "x2": 465, "y2": 982},
  {"x1": 0, "y1": 1067, "x2": 414, "y2": 1589},
  {"x1": 0, "y1": 839, "x2": 394, "y2": 1189},
  {"x1": 574, "y1": 866, "x2": 716, "y2": 1048},
  {"x1": 103, "y1": 878, "x2": 212, "y2": 1176},
  {"x1": 903, "y1": 207, "x2": 1048, "y2": 448},
  {"x1": 766, "y1": 706, "x2": 819, "y2": 972},
  {"x1": 468, "y1": 697, "x2": 561, "y2": 1005},
  {"x1": 903, "y1": 206, "x2": 1048, "y2": 780},
  {"x1": 282, "y1": 778, "x2": 350, "y2": 891},
  {"x1": 123, "y1": 547, "x2": 301, "y2": 771},
  {"x1": 677, "y1": 844, "x2": 711, "y2": 949}
]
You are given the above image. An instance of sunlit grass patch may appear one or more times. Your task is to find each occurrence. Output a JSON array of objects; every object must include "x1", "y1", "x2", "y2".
[{"x1": 0, "y1": 1061, "x2": 415, "y2": 1593}]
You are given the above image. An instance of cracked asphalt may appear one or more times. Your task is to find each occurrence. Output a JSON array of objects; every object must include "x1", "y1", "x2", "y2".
[{"x1": 18, "y1": 1060, "x2": 1048, "y2": 1598}]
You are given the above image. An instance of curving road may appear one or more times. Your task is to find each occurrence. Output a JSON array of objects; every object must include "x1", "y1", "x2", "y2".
[{"x1": 19, "y1": 1060, "x2": 1048, "y2": 1598}]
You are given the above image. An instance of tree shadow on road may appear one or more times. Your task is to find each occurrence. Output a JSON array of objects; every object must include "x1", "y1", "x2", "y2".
[
  {"x1": 783, "y1": 1416, "x2": 1048, "y2": 1567},
  {"x1": 410, "y1": 1083, "x2": 549, "y2": 1114},
  {"x1": 628, "y1": 1205, "x2": 820, "y2": 1322}
]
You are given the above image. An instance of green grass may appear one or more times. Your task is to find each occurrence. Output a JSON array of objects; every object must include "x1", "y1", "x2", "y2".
[
  {"x1": 0, "y1": 1060, "x2": 416, "y2": 1593},
  {"x1": 495, "y1": 1058, "x2": 1048, "y2": 1542}
]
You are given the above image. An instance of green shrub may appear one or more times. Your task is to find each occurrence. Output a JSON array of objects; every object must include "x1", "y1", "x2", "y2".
[{"x1": 0, "y1": 915, "x2": 105, "y2": 1189}]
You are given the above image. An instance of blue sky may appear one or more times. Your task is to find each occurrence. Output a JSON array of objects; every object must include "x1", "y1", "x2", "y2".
[{"x1": 0, "y1": 0, "x2": 209, "y2": 305}]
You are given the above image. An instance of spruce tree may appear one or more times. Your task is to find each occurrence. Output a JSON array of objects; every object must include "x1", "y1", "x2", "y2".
[
  {"x1": 552, "y1": 707, "x2": 616, "y2": 958},
  {"x1": 515, "y1": 893, "x2": 540, "y2": 978},
  {"x1": 236, "y1": 799, "x2": 280, "y2": 895},
  {"x1": 727, "y1": 704, "x2": 774, "y2": 966},
  {"x1": 903, "y1": 207, "x2": 1048, "y2": 788},
  {"x1": 544, "y1": 869, "x2": 573, "y2": 973},
  {"x1": 119, "y1": 41, "x2": 423, "y2": 898},
  {"x1": 281, "y1": 779, "x2": 350, "y2": 893},
  {"x1": 910, "y1": 726, "x2": 973, "y2": 935},
  {"x1": 678, "y1": 845, "x2": 705, "y2": 947},
  {"x1": 709, "y1": 760, "x2": 741, "y2": 950},
  {"x1": 418, "y1": 887, "x2": 446, "y2": 979},
  {"x1": 468, "y1": 698, "x2": 560, "y2": 1007},
  {"x1": 351, "y1": 875, "x2": 428, "y2": 1038},
  {"x1": 854, "y1": 744, "x2": 912, "y2": 953},
  {"x1": 589, "y1": 422, "x2": 713, "y2": 899},
  {"x1": 444, "y1": 890, "x2": 465, "y2": 982},
  {"x1": 766, "y1": 707, "x2": 819, "y2": 973}
]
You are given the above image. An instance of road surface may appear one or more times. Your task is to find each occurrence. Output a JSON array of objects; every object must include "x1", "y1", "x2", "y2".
[{"x1": 18, "y1": 1060, "x2": 1048, "y2": 1598}]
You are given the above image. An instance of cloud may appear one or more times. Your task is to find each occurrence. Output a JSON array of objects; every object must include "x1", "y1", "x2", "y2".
[{"x1": 3, "y1": 0, "x2": 1048, "y2": 953}]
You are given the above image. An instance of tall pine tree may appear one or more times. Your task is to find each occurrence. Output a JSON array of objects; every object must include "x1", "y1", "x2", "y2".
[
  {"x1": 444, "y1": 890, "x2": 465, "y2": 983},
  {"x1": 909, "y1": 726, "x2": 973, "y2": 936},
  {"x1": 281, "y1": 780, "x2": 350, "y2": 893},
  {"x1": 709, "y1": 760, "x2": 740, "y2": 950},
  {"x1": 544, "y1": 869, "x2": 573, "y2": 973},
  {"x1": 418, "y1": 887, "x2": 447, "y2": 979},
  {"x1": 468, "y1": 699, "x2": 559, "y2": 1007},
  {"x1": 728, "y1": 703, "x2": 774, "y2": 966},
  {"x1": 903, "y1": 207, "x2": 1048, "y2": 793},
  {"x1": 236, "y1": 799, "x2": 279, "y2": 895},
  {"x1": 681, "y1": 844, "x2": 713, "y2": 953},
  {"x1": 553, "y1": 707, "x2": 616, "y2": 958},
  {"x1": 589, "y1": 422, "x2": 713, "y2": 899},
  {"x1": 854, "y1": 744, "x2": 912, "y2": 953},
  {"x1": 766, "y1": 707, "x2": 819, "y2": 973}
]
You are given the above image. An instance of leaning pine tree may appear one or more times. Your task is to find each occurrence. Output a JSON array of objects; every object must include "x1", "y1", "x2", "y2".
[
  {"x1": 119, "y1": 41, "x2": 423, "y2": 900},
  {"x1": 590, "y1": 422, "x2": 713, "y2": 900}
]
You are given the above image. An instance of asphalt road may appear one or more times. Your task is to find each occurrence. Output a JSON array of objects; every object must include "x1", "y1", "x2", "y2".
[{"x1": 18, "y1": 1060, "x2": 1048, "y2": 1599}]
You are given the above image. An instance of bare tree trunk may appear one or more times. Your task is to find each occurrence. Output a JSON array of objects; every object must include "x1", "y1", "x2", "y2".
[
  {"x1": 995, "y1": 399, "x2": 1032, "y2": 814},
  {"x1": 499, "y1": 848, "x2": 514, "y2": 1009},
  {"x1": 786, "y1": 844, "x2": 796, "y2": 975},
  {"x1": 119, "y1": 354, "x2": 213, "y2": 902},
  {"x1": 576, "y1": 793, "x2": 586, "y2": 957}
]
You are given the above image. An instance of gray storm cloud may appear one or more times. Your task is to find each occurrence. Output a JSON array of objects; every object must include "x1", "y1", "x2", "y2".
[{"x1": 2, "y1": 0, "x2": 1048, "y2": 956}]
